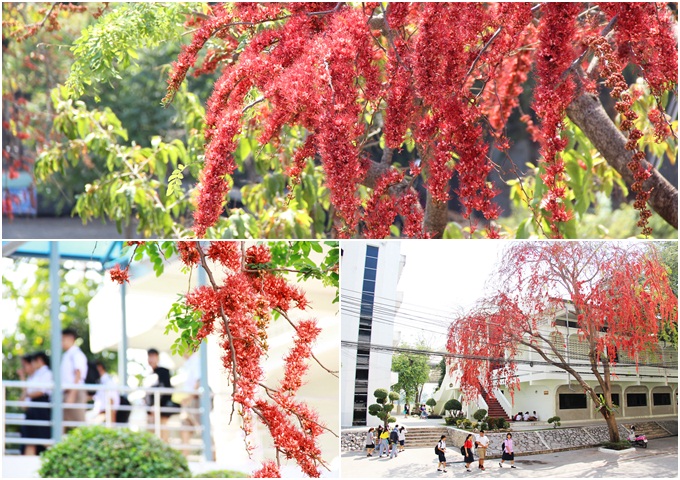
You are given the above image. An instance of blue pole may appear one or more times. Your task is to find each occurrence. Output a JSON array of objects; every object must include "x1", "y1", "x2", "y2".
[
  {"x1": 119, "y1": 281, "x2": 128, "y2": 387},
  {"x1": 198, "y1": 264, "x2": 213, "y2": 461},
  {"x1": 49, "y1": 242, "x2": 62, "y2": 442}
]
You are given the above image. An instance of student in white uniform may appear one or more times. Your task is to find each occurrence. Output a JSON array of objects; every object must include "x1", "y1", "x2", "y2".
[{"x1": 61, "y1": 328, "x2": 88, "y2": 432}]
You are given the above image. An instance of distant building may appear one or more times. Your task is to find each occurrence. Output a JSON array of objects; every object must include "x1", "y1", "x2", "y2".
[
  {"x1": 341, "y1": 241, "x2": 405, "y2": 427},
  {"x1": 434, "y1": 302, "x2": 678, "y2": 423}
]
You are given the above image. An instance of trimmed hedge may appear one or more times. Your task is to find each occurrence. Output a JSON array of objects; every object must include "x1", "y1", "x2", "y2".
[{"x1": 39, "y1": 426, "x2": 190, "y2": 478}]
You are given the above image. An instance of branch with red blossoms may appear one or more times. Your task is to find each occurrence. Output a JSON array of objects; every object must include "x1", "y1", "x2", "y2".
[{"x1": 108, "y1": 240, "x2": 336, "y2": 477}]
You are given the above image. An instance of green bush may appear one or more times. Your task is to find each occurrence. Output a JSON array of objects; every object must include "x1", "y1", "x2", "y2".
[
  {"x1": 39, "y1": 426, "x2": 190, "y2": 478},
  {"x1": 472, "y1": 409, "x2": 487, "y2": 422},
  {"x1": 444, "y1": 417, "x2": 457, "y2": 426},
  {"x1": 497, "y1": 418, "x2": 510, "y2": 430},
  {"x1": 426, "y1": 398, "x2": 437, "y2": 408},
  {"x1": 462, "y1": 419, "x2": 472, "y2": 428},
  {"x1": 194, "y1": 470, "x2": 249, "y2": 478},
  {"x1": 487, "y1": 417, "x2": 497, "y2": 430}
]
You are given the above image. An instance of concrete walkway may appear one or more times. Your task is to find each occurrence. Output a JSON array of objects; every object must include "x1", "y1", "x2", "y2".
[{"x1": 341, "y1": 436, "x2": 678, "y2": 478}]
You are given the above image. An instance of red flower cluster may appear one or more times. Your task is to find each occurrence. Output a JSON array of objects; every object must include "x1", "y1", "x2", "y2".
[
  {"x1": 533, "y1": 2, "x2": 581, "y2": 236},
  {"x1": 252, "y1": 461, "x2": 281, "y2": 478},
  {"x1": 109, "y1": 264, "x2": 130, "y2": 284},
  {"x1": 589, "y1": 36, "x2": 653, "y2": 236}
]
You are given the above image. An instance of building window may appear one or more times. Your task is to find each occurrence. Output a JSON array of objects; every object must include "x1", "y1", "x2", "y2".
[
  {"x1": 611, "y1": 393, "x2": 620, "y2": 407},
  {"x1": 653, "y1": 393, "x2": 672, "y2": 406},
  {"x1": 626, "y1": 393, "x2": 648, "y2": 407},
  {"x1": 559, "y1": 393, "x2": 587, "y2": 409},
  {"x1": 352, "y1": 245, "x2": 379, "y2": 426}
]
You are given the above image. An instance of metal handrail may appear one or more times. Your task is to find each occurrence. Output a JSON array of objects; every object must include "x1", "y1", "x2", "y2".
[{"x1": 3, "y1": 380, "x2": 209, "y2": 454}]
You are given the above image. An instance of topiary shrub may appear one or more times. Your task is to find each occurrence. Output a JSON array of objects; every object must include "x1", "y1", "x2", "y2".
[
  {"x1": 547, "y1": 416, "x2": 561, "y2": 429},
  {"x1": 426, "y1": 398, "x2": 437, "y2": 408},
  {"x1": 472, "y1": 409, "x2": 487, "y2": 422},
  {"x1": 487, "y1": 417, "x2": 497, "y2": 430},
  {"x1": 194, "y1": 470, "x2": 249, "y2": 478},
  {"x1": 39, "y1": 426, "x2": 190, "y2": 478},
  {"x1": 444, "y1": 399, "x2": 462, "y2": 417},
  {"x1": 445, "y1": 417, "x2": 457, "y2": 426}
]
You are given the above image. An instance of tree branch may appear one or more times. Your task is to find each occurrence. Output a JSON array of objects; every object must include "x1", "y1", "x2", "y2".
[{"x1": 566, "y1": 93, "x2": 678, "y2": 229}]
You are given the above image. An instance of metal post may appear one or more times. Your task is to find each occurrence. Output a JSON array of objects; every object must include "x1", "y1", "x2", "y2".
[
  {"x1": 49, "y1": 242, "x2": 63, "y2": 442},
  {"x1": 119, "y1": 281, "x2": 128, "y2": 387},
  {"x1": 154, "y1": 390, "x2": 161, "y2": 438},
  {"x1": 198, "y1": 264, "x2": 213, "y2": 461}
]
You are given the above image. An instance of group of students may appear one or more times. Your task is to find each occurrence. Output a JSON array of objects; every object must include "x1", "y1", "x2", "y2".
[
  {"x1": 436, "y1": 431, "x2": 516, "y2": 473},
  {"x1": 15, "y1": 328, "x2": 203, "y2": 456},
  {"x1": 514, "y1": 411, "x2": 538, "y2": 421},
  {"x1": 364, "y1": 424, "x2": 408, "y2": 458}
]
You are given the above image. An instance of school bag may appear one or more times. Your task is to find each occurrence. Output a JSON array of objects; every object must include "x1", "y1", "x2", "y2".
[
  {"x1": 389, "y1": 430, "x2": 399, "y2": 443},
  {"x1": 460, "y1": 445, "x2": 466, "y2": 456},
  {"x1": 434, "y1": 444, "x2": 440, "y2": 454}
]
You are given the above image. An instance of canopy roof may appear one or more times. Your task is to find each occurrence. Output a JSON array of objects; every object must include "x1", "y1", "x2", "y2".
[{"x1": 2, "y1": 241, "x2": 128, "y2": 268}]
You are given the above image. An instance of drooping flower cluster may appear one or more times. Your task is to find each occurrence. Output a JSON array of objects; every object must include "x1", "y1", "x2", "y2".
[
  {"x1": 533, "y1": 2, "x2": 582, "y2": 236},
  {"x1": 589, "y1": 36, "x2": 653, "y2": 236}
]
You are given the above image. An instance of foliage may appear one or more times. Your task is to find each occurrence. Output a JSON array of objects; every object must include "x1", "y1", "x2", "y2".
[
  {"x1": 108, "y1": 241, "x2": 339, "y2": 477},
  {"x1": 35, "y1": 86, "x2": 199, "y2": 237},
  {"x1": 425, "y1": 398, "x2": 437, "y2": 408},
  {"x1": 194, "y1": 470, "x2": 249, "y2": 478},
  {"x1": 444, "y1": 399, "x2": 462, "y2": 417},
  {"x1": 547, "y1": 416, "x2": 562, "y2": 429},
  {"x1": 444, "y1": 416, "x2": 457, "y2": 426},
  {"x1": 472, "y1": 409, "x2": 487, "y2": 422},
  {"x1": 368, "y1": 389, "x2": 398, "y2": 428},
  {"x1": 39, "y1": 426, "x2": 190, "y2": 478},
  {"x1": 448, "y1": 241, "x2": 677, "y2": 443},
  {"x1": 65, "y1": 3, "x2": 198, "y2": 100},
  {"x1": 391, "y1": 342, "x2": 431, "y2": 405}
]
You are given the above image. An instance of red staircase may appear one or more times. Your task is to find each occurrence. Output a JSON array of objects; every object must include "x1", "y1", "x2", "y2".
[{"x1": 481, "y1": 389, "x2": 510, "y2": 421}]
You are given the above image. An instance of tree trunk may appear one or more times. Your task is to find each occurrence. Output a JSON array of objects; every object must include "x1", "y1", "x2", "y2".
[
  {"x1": 600, "y1": 409, "x2": 620, "y2": 443},
  {"x1": 566, "y1": 93, "x2": 678, "y2": 229}
]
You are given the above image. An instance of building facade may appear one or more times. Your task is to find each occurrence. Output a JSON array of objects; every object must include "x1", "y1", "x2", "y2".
[{"x1": 340, "y1": 241, "x2": 405, "y2": 427}]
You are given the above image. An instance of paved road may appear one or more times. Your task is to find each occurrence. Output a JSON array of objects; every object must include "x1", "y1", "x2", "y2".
[{"x1": 341, "y1": 436, "x2": 678, "y2": 478}]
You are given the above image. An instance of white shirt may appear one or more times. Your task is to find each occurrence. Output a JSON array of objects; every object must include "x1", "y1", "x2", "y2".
[
  {"x1": 92, "y1": 373, "x2": 120, "y2": 414},
  {"x1": 437, "y1": 440, "x2": 446, "y2": 451},
  {"x1": 398, "y1": 428, "x2": 408, "y2": 441},
  {"x1": 61, "y1": 345, "x2": 88, "y2": 385},
  {"x1": 476, "y1": 434, "x2": 489, "y2": 448},
  {"x1": 26, "y1": 365, "x2": 53, "y2": 397},
  {"x1": 523, "y1": 413, "x2": 530, "y2": 421},
  {"x1": 182, "y1": 352, "x2": 201, "y2": 393}
]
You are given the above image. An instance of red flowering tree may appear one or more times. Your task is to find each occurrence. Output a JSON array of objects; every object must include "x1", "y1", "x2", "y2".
[
  {"x1": 159, "y1": 2, "x2": 677, "y2": 238},
  {"x1": 6, "y1": 3, "x2": 679, "y2": 238},
  {"x1": 447, "y1": 241, "x2": 677, "y2": 442},
  {"x1": 108, "y1": 240, "x2": 339, "y2": 478}
]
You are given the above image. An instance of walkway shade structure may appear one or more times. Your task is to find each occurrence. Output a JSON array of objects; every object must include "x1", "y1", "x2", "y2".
[{"x1": 1, "y1": 241, "x2": 212, "y2": 460}]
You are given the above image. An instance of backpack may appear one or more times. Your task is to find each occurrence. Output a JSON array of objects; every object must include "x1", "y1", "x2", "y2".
[
  {"x1": 389, "y1": 430, "x2": 399, "y2": 443},
  {"x1": 434, "y1": 444, "x2": 440, "y2": 455},
  {"x1": 501, "y1": 441, "x2": 506, "y2": 453},
  {"x1": 460, "y1": 445, "x2": 466, "y2": 456}
]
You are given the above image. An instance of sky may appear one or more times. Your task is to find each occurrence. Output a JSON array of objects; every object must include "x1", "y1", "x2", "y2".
[{"x1": 393, "y1": 240, "x2": 506, "y2": 350}]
